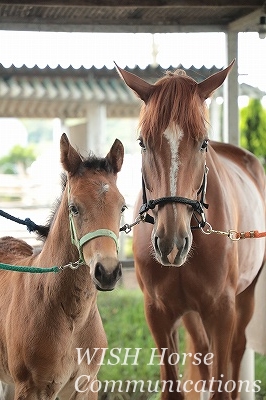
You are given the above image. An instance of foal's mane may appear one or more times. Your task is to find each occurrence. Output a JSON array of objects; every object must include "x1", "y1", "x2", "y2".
[
  {"x1": 37, "y1": 153, "x2": 116, "y2": 241},
  {"x1": 139, "y1": 70, "x2": 208, "y2": 142}
]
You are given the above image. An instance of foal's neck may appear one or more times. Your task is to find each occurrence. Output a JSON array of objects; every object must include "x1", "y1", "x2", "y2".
[
  {"x1": 40, "y1": 192, "x2": 77, "y2": 267},
  {"x1": 33, "y1": 193, "x2": 97, "y2": 316}
]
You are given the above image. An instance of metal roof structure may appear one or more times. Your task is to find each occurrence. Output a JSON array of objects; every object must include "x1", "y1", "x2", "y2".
[
  {"x1": 0, "y1": 1, "x2": 265, "y2": 34},
  {"x1": 0, "y1": 64, "x2": 264, "y2": 119},
  {"x1": 0, "y1": 1, "x2": 265, "y2": 145}
]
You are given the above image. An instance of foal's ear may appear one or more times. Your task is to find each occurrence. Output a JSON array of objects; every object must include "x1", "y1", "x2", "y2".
[
  {"x1": 106, "y1": 139, "x2": 124, "y2": 174},
  {"x1": 115, "y1": 62, "x2": 154, "y2": 104},
  {"x1": 198, "y1": 59, "x2": 235, "y2": 100},
  {"x1": 60, "y1": 133, "x2": 82, "y2": 175}
]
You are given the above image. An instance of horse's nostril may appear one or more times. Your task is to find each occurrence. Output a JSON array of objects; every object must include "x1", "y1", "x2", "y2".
[
  {"x1": 184, "y1": 237, "x2": 189, "y2": 252},
  {"x1": 114, "y1": 263, "x2": 122, "y2": 280},
  {"x1": 94, "y1": 262, "x2": 104, "y2": 281},
  {"x1": 154, "y1": 236, "x2": 160, "y2": 253}
]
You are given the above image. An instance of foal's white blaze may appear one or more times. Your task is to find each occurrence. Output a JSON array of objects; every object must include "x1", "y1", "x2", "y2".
[{"x1": 100, "y1": 183, "x2": 109, "y2": 193}]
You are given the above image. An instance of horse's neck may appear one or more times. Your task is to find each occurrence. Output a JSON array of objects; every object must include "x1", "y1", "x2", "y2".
[
  {"x1": 39, "y1": 198, "x2": 77, "y2": 267},
  {"x1": 33, "y1": 196, "x2": 97, "y2": 314}
]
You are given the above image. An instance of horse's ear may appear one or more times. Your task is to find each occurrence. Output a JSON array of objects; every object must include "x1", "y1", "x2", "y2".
[
  {"x1": 105, "y1": 138, "x2": 124, "y2": 174},
  {"x1": 115, "y1": 62, "x2": 154, "y2": 103},
  {"x1": 198, "y1": 59, "x2": 235, "y2": 100},
  {"x1": 60, "y1": 133, "x2": 82, "y2": 175}
]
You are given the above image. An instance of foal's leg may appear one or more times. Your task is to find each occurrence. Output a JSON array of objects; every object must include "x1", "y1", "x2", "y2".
[{"x1": 143, "y1": 292, "x2": 183, "y2": 400}]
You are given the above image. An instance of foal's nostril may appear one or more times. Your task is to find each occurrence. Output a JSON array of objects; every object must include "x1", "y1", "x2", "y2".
[
  {"x1": 94, "y1": 262, "x2": 105, "y2": 282},
  {"x1": 114, "y1": 263, "x2": 122, "y2": 280}
]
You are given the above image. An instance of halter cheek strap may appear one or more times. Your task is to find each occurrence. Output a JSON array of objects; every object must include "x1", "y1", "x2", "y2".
[{"x1": 139, "y1": 164, "x2": 209, "y2": 229}]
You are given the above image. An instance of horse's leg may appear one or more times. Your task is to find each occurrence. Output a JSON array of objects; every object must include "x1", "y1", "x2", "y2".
[
  {"x1": 182, "y1": 311, "x2": 211, "y2": 400},
  {"x1": 143, "y1": 292, "x2": 183, "y2": 400},
  {"x1": 68, "y1": 383, "x2": 99, "y2": 400},
  {"x1": 13, "y1": 386, "x2": 59, "y2": 400},
  {"x1": 203, "y1": 293, "x2": 236, "y2": 400},
  {"x1": 231, "y1": 272, "x2": 261, "y2": 400}
]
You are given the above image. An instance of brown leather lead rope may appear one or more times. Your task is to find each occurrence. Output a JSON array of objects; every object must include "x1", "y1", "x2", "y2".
[
  {"x1": 235, "y1": 230, "x2": 266, "y2": 240},
  {"x1": 201, "y1": 223, "x2": 266, "y2": 241}
]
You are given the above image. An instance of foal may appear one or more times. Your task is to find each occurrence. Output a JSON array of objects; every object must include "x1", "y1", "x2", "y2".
[{"x1": 0, "y1": 134, "x2": 125, "y2": 399}]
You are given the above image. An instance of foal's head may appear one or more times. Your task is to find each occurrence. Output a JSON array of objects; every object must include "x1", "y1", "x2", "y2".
[
  {"x1": 117, "y1": 61, "x2": 234, "y2": 267},
  {"x1": 60, "y1": 134, "x2": 125, "y2": 290}
]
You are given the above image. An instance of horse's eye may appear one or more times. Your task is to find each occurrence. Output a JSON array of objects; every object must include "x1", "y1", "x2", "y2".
[
  {"x1": 121, "y1": 205, "x2": 128, "y2": 213},
  {"x1": 200, "y1": 139, "x2": 209, "y2": 152},
  {"x1": 138, "y1": 138, "x2": 146, "y2": 151},
  {"x1": 69, "y1": 204, "x2": 79, "y2": 216}
]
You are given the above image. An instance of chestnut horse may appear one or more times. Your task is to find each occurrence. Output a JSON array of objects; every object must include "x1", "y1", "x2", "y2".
[
  {"x1": 116, "y1": 62, "x2": 266, "y2": 399},
  {"x1": 0, "y1": 133, "x2": 125, "y2": 399}
]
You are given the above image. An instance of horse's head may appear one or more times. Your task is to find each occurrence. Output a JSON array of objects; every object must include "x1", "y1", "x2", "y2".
[
  {"x1": 117, "y1": 61, "x2": 234, "y2": 267},
  {"x1": 60, "y1": 133, "x2": 125, "y2": 290}
]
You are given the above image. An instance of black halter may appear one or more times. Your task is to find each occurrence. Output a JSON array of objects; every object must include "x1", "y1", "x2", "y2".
[{"x1": 138, "y1": 164, "x2": 209, "y2": 229}]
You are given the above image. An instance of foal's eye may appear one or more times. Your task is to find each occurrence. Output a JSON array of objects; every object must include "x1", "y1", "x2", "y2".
[
  {"x1": 121, "y1": 205, "x2": 128, "y2": 213},
  {"x1": 69, "y1": 204, "x2": 79, "y2": 216},
  {"x1": 200, "y1": 139, "x2": 209, "y2": 152}
]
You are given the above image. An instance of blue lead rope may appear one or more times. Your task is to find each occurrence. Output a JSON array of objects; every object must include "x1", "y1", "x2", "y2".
[{"x1": 0, "y1": 209, "x2": 40, "y2": 232}]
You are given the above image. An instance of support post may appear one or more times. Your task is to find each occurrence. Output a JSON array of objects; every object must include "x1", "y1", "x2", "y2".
[
  {"x1": 68, "y1": 122, "x2": 88, "y2": 156},
  {"x1": 86, "y1": 103, "x2": 106, "y2": 156},
  {"x1": 223, "y1": 31, "x2": 239, "y2": 145},
  {"x1": 239, "y1": 348, "x2": 255, "y2": 400}
]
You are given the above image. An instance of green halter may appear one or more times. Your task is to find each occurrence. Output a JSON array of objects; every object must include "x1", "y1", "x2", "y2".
[{"x1": 68, "y1": 186, "x2": 119, "y2": 264}]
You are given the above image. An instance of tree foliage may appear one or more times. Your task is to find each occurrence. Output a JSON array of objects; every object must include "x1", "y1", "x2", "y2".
[
  {"x1": 240, "y1": 98, "x2": 266, "y2": 167},
  {"x1": 0, "y1": 144, "x2": 36, "y2": 175},
  {"x1": 21, "y1": 119, "x2": 53, "y2": 144}
]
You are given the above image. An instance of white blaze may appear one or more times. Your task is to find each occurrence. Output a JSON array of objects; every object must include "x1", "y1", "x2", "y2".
[{"x1": 163, "y1": 127, "x2": 183, "y2": 197}]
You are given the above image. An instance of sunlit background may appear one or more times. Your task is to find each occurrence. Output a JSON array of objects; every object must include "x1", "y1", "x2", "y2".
[
  {"x1": 0, "y1": 31, "x2": 266, "y2": 91},
  {"x1": 0, "y1": 30, "x2": 266, "y2": 250}
]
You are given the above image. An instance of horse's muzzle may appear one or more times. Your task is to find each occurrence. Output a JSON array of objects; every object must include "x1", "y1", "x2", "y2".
[
  {"x1": 93, "y1": 260, "x2": 122, "y2": 291},
  {"x1": 153, "y1": 234, "x2": 190, "y2": 267}
]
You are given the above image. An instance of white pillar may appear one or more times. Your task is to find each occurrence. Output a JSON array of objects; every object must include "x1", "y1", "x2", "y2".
[
  {"x1": 86, "y1": 103, "x2": 106, "y2": 156},
  {"x1": 223, "y1": 31, "x2": 239, "y2": 145},
  {"x1": 68, "y1": 123, "x2": 88, "y2": 156},
  {"x1": 239, "y1": 348, "x2": 255, "y2": 400},
  {"x1": 52, "y1": 118, "x2": 63, "y2": 146},
  {"x1": 246, "y1": 266, "x2": 266, "y2": 354},
  {"x1": 209, "y1": 97, "x2": 222, "y2": 141}
]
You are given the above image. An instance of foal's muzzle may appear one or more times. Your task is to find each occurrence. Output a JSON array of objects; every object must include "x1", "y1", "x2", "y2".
[{"x1": 93, "y1": 260, "x2": 122, "y2": 291}]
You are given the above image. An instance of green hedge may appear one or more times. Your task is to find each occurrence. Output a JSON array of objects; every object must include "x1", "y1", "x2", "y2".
[{"x1": 96, "y1": 288, "x2": 266, "y2": 400}]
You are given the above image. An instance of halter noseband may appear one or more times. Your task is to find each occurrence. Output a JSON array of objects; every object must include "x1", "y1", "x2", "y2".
[
  {"x1": 68, "y1": 185, "x2": 119, "y2": 265},
  {"x1": 139, "y1": 164, "x2": 209, "y2": 229}
]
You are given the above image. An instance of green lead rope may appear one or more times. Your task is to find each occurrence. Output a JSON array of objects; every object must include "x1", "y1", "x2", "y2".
[{"x1": 0, "y1": 263, "x2": 60, "y2": 273}]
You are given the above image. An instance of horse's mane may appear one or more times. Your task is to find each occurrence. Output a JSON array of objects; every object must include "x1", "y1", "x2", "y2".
[
  {"x1": 36, "y1": 153, "x2": 116, "y2": 241},
  {"x1": 139, "y1": 69, "x2": 208, "y2": 142}
]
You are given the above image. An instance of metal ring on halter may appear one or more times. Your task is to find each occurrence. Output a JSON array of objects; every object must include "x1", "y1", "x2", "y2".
[{"x1": 200, "y1": 222, "x2": 213, "y2": 235}]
